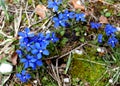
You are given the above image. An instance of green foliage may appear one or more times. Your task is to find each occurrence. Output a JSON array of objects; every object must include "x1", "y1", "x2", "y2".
[
  {"x1": 70, "y1": 46, "x2": 108, "y2": 85},
  {"x1": 105, "y1": 12, "x2": 111, "y2": 17},
  {"x1": 60, "y1": 37, "x2": 68, "y2": 46},
  {"x1": 0, "y1": 0, "x2": 9, "y2": 20}
]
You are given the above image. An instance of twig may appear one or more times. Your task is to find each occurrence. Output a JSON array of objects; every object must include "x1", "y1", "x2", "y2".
[
  {"x1": 58, "y1": 42, "x2": 87, "y2": 59},
  {"x1": 94, "y1": 70, "x2": 108, "y2": 86},
  {"x1": 56, "y1": 59, "x2": 62, "y2": 86},
  {"x1": 76, "y1": 58, "x2": 107, "y2": 66},
  {"x1": 25, "y1": 2, "x2": 31, "y2": 27}
]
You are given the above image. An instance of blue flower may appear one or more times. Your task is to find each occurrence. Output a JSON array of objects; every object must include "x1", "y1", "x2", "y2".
[
  {"x1": 16, "y1": 70, "x2": 31, "y2": 83},
  {"x1": 90, "y1": 22, "x2": 101, "y2": 29},
  {"x1": 50, "y1": 32, "x2": 59, "y2": 43},
  {"x1": 18, "y1": 28, "x2": 34, "y2": 51},
  {"x1": 16, "y1": 50, "x2": 23, "y2": 58},
  {"x1": 63, "y1": 10, "x2": 75, "y2": 20},
  {"x1": 20, "y1": 55, "x2": 43, "y2": 69},
  {"x1": 75, "y1": 13, "x2": 86, "y2": 22},
  {"x1": 31, "y1": 42, "x2": 49, "y2": 59},
  {"x1": 37, "y1": 33, "x2": 50, "y2": 46},
  {"x1": 52, "y1": 13, "x2": 68, "y2": 28},
  {"x1": 98, "y1": 34, "x2": 103, "y2": 43},
  {"x1": 105, "y1": 24, "x2": 117, "y2": 36},
  {"x1": 107, "y1": 36, "x2": 118, "y2": 48},
  {"x1": 48, "y1": 0, "x2": 62, "y2": 12},
  {"x1": 18, "y1": 28, "x2": 34, "y2": 38}
]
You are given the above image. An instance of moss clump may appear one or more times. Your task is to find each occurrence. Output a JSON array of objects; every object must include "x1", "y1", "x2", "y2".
[{"x1": 70, "y1": 46, "x2": 108, "y2": 86}]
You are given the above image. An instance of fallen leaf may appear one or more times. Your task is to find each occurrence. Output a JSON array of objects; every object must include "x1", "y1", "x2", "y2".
[
  {"x1": 45, "y1": 59, "x2": 52, "y2": 65},
  {"x1": 35, "y1": 4, "x2": 48, "y2": 19},
  {"x1": 70, "y1": 0, "x2": 85, "y2": 10},
  {"x1": 24, "y1": 84, "x2": 32, "y2": 86},
  {"x1": 99, "y1": 15, "x2": 108, "y2": 23},
  {"x1": 10, "y1": 52, "x2": 18, "y2": 65}
]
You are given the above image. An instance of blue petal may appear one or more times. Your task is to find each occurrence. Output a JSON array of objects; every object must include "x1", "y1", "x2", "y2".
[
  {"x1": 59, "y1": 13, "x2": 63, "y2": 19},
  {"x1": 54, "y1": 22, "x2": 60, "y2": 28},
  {"x1": 26, "y1": 74, "x2": 31, "y2": 79},
  {"x1": 31, "y1": 58, "x2": 37, "y2": 62},
  {"x1": 21, "y1": 70, "x2": 26, "y2": 75},
  {"x1": 53, "y1": 17, "x2": 58, "y2": 22},
  {"x1": 37, "y1": 53, "x2": 42, "y2": 59},
  {"x1": 29, "y1": 62, "x2": 34, "y2": 68},
  {"x1": 18, "y1": 32, "x2": 25, "y2": 37},
  {"x1": 16, "y1": 73, "x2": 21, "y2": 78},
  {"x1": 24, "y1": 27, "x2": 30, "y2": 33},
  {"x1": 35, "y1": 43, "x2": 41, "y2": 49},
  {"x1": 24, "y1": 62, "x2": 29, "y2": 69},
  {"x1": 53, "y1": 6, "x2": 58, "y2": 12},
  {"x1": 43, "y1": 50, "x2": 49, "y2": 55},
  {"x1": 31, "y1": 49, "x2": 38, "y2": 54},
  {"x1": 20, "y1": 58, "x2": 27, "y2": 63},
  {"x1": 36, "y1": 60, "x2": 43, "y2": 66}
]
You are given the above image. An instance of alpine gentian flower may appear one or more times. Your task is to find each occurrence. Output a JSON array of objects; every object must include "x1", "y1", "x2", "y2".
[
  {"x1": 63, "y1": 10, "x2": 75, "y2": 19},
  {"x1": 37, "y1": 33, "x2": 50, "y2": 46},
  {"x1": 20, "y1": 55, "x2": 43, "y2": 70},
  {"x1": 75, "y1": 13, "x2": 86, "y2": 22},
  {"x1": 105, "y1": 24, "x2": 117, "y2": 36},
  {"x1": 90, "y1": 22, "x2": 101, "y2": 29},
  {"x1": 50, "y1": 32, "x2": 59, "y2": 43},
  {"x1": 18, "y1": 28, "x2": 34, "y2": 51},
  {"x1": 48, "y1": 0, "x2": 62, "y2": 12},
  {"x1": 18, "y1": 28, "x2": 34, "y2": 38},
  {"x1": 98, "y1": 34, "x2": 103, "y2": 43},
  {"x1": 52, "y1": 13, "x2": 68, "y2": 28},
  {"x1": 107, "y1": 36, "x2": 118, "y2": 48},
  {"x1": 16, "y1": 70, "x2": 31, "y2": 83},
  {"x1": 31, "y1": 42, "x2": 49, "y2": 59}
]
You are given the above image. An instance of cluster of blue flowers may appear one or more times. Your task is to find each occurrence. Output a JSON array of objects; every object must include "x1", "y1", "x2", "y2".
[
  {"x1": 52, "y1": 10, "x2": 86, "y2": 28},
  {"x1": 90, "y1": 22, "x2": 118, "y2": 48},
  {"x1": 47, "y1": 0, "x2": 86, "y2": 28},
  {"x1": 48, "y1": 0, "x2": 62, "y2": 12},
  {"x1": 16, "y1": 28, "x2": 59, "y2": 82}
]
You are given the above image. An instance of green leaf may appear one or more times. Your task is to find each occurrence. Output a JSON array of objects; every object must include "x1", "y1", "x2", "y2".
[
  {"x1": 60, "y1": 30, "x2": 65, "y2": 36},
  {"x1": 76, "y1": 32, "x2": 80, "y2": 36},
  {"x1": 105, "y1": 12, "x2": 111, "y2": 17},
  {"x1": 64, "y1": 53, "x2": 72, "y2": 74},
  {"x1": 80, "y1": 37, "x2": 85, "y2": 42},
  {"x1": 61, "y1": 37, "x2": 68, "y2": 45}
]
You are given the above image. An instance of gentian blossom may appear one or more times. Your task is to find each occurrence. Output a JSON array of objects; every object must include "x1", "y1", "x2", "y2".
[
  {"x1": 48, "y1": 0, "x2": 62, "y2": 12},
  {"x1": 18, "y1": 28, "x2": 34, "y2": 51},
  {"x1": 75, "y1": 13, "x2": 86, "y2": 22},
  {"x1": 107, "y1": 36, "x2": 118, "y2": 48},
  {"x1": 20, "y1": 55, "x2": 43, "y2": 70},
  {"x1": 16, "y1": 70, "x2": 31, "y2": 83},
  {"x1": 31, "y1": 43, "x2": 49, "y2": 59},
  {"x1": 98, "y1": 34, "x2": 103, "y2": 43},
  {"x1": 63, "y1": 10, "x2": 75, "y2": 20},
  {"x1": 50, "y1": 32, "x2": 59, "y2": 43},
  {"x1": 16, "y1": 27, "x2": 59, "y2": 83},
  {"x1": 105, "y1": 24, "x2": 117, "y2": 36},
  {"x1": 52, "y1": 13, "x2": 68, "y2": 28},
  {"x1": 90, "y1": 22, "x2": 101, "y2": 29}
]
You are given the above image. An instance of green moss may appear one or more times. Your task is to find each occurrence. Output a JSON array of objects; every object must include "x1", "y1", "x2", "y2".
[{"x1": 70, "y1": 46, "x2": 108, "y2": 86}]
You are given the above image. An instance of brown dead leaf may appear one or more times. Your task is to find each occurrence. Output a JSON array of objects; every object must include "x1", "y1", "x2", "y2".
[
  {"x1": 45, "y1": 59, "x2": 52, "y2": 65},
  {"x1": 99, "y1": 15, "x2": 108, "y2": 24},
  {"x1": 70, "y1": 0, "x2": 85, "y2": 10},
  {"x1": 10, "y1": 52, "x2": 18, "y2": 65},
  {"x1": 35, "y1": 4, "x2": 48, "y2": 19},
  {"x1": 24, "y1": 84, "x2": 32, "y2": 86}
]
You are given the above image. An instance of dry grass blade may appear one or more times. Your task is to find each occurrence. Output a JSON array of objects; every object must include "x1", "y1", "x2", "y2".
[{"x1": 14, "y1": 6, "x2": 22, "y2": 37}]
